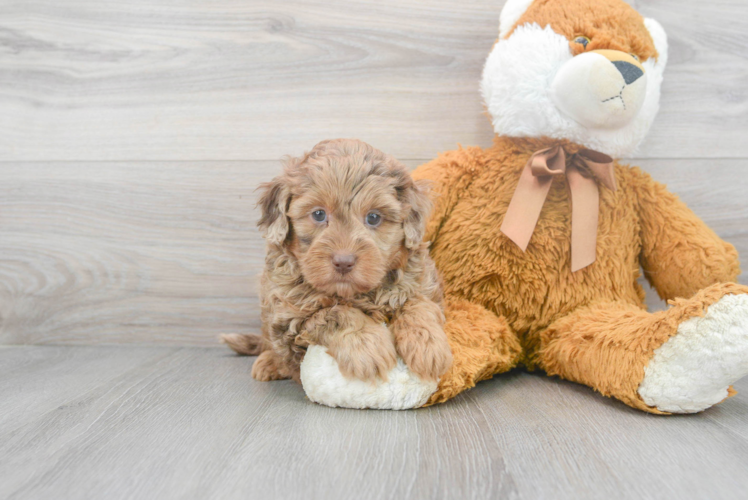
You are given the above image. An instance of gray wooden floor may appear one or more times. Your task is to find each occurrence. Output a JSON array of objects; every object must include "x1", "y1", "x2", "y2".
[{"x1": 2, "y1": 345, "x2": 748, "y2": 500}]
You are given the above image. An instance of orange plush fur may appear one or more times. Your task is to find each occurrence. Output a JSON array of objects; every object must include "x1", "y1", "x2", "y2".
[
  {"x1": 417, "y1": 137, "x2": 744, "y2": 412},
  {"x1": 507, "y1": 0, "x2": 659, "y2": 60},
  {"x1": 413, "y1": 1, "x2": 745, "y2": 412}
]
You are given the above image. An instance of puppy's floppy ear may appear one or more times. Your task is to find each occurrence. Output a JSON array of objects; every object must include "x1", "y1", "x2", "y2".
[
  {"x1": 257, "y1": 175, "x2": 292, "y2": 246},
  {"x1": 403, "y1": 178, "x2": 433, "y2": 250}
]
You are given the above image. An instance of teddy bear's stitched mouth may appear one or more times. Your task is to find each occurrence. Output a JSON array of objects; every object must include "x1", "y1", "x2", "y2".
[{"x1": 601, "y1": 85, "x2": 627, "y2": 110}]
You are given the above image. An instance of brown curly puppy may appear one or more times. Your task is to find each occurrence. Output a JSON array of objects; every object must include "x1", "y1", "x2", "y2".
[{"x1": 222, "y1": 139, "x2": 452, "y2": 384}]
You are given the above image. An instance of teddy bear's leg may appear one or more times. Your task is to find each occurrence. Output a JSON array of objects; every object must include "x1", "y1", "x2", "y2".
[
  {"x1": 425, "y1": 298, "x2": 523, "y2": 405},
  {"x1": 537, "y1": 283, "x2": 748, "y2": 414}
]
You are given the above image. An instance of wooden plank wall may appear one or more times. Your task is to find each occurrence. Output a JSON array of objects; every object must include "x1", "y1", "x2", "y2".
[{"x1": 1, "y1": 0, "x2": 746, "y2": 345}]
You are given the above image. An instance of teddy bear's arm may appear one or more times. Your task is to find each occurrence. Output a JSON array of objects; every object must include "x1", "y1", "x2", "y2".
[
  {"x1": 411, "y1": 148, "x2": 483, "y2": 244},
  {"x1": 631, "y1": 167, "x2": 741, "y2": 300}
]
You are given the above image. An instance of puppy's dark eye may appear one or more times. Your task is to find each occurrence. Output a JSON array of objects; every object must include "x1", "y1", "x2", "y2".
[
  {"x1": 574, "y1": 36, "x2": 590, "y2": 48},
  {"x1": 311, "y1": 209, "x2": 327, "y2": 223},
  {"x1": 365, "y1": 212, "x2": 382, "y2": 227},
  {"x1": 630, "y1": 53, "x2": 640, "y2": 62}
]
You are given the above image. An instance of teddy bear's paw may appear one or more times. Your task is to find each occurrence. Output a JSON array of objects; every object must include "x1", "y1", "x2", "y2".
[
  {"x1": 300, "y1": 345, "x2": 438, "y2": 410},
  {"x1": 638, "y1": 294, "x2": 748, "y2": 413}
]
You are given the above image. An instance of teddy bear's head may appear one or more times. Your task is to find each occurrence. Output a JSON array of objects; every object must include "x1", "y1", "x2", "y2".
[{"x1": 481, "y1": 0, "x2": 668, "y2": 158}]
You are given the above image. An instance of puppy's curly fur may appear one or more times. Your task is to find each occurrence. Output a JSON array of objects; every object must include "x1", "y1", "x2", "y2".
[{"x1": 222, "y1": 139, "x2": 452, "y2": 384}]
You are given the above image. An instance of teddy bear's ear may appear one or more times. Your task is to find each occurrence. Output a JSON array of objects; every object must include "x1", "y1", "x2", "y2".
[
  {"x1": 644, "y1": 18, "x2": 668, "y2": 68},
  {"x1": 499, "y1": 0, "x2": 536, "y2": 39}
]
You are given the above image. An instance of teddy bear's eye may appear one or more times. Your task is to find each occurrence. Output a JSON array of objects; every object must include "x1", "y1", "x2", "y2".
[
  {"x1": 574, "y1": 36, "x2": 590, "y2": 48},
  {"x1": 630, "y1": 53, "x2": 640, "y2": 62}
]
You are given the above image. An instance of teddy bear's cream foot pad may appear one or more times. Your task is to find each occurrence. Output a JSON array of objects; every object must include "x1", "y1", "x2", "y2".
[
  {"x1": 300, "y1": 345, "x2": 438, "y2": 410},
  {"x1": 638, "y1": 294, "x2": 748, "y2": 413}
]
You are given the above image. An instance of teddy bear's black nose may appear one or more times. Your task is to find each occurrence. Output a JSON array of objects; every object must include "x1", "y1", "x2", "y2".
[{"x1": 612, "y1": 60, "x2": 644, "y2": 85}]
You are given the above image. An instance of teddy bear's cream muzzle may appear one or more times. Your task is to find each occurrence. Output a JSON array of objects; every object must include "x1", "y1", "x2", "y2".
[{"x1": 551, "y1": 49, "x2": 648, "y2": 129}]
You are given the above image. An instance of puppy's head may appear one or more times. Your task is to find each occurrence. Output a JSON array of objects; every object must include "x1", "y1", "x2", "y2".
[{"x1": 258, "y1": 139, "x2": 431, "y2": 298}]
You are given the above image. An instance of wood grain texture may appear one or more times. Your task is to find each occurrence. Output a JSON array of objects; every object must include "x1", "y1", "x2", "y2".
[
  {"x1": 0, "y1": 345, "x2": 175, "y2": 435},
  {"x1": 1, "y1": 159, "x2": 745, "y2": 345},
  {"x1": 0, "y1": 0, "x2": 746, "y2": 161},
  {"x1": 1, "y1": 345, "x2": 747, "y2": 500},
  {"x1": 0, "y1": 162, "x2": 267, "y2": 345}
]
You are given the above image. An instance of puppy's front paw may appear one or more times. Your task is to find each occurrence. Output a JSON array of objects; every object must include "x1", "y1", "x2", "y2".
[
  {"x1": 328, "y1": 326, "x2": 398, "y2": 383},
  {"x1": 251, "y1": 350, "x2": 294, "y2": 382},
  {"x1": 394, "y1": 323, "x2": 452, "y2": 382}
]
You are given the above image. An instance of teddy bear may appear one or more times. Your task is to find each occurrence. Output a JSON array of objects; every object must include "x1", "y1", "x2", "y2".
[{"x1": 299, "y1": 0, "x2": 748, "y2": 414}]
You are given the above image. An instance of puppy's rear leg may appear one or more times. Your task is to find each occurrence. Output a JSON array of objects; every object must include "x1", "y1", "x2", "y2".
[
  {"x1": 251, "y1": 350, "x2": 300, "y2": 382},
  {"x1": 220, "y1": 333, "x2": 264, "y2": 356}
]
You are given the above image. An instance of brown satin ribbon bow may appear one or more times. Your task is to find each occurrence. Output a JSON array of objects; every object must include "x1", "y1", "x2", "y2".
[{"x1": 500, "y1": 146, "x2": 617, "y2": 272}]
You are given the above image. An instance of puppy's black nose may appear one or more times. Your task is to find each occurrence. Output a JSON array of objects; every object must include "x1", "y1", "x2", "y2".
[
  {"x1": 333, "y1": 253, "x2": 356, "y2": 275},
  {"x1": 612, "y1": 60, "x2": 644, "y2": 85}
]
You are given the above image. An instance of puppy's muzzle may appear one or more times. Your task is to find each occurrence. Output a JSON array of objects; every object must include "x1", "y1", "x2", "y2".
[{"x1": 332, "y1": 253, "x2": 357, "y2": 275}]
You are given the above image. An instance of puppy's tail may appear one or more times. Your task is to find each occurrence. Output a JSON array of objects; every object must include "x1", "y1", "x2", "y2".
[{"x1": 219, "y1": 333, "x2": 264, "y2": 356}]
